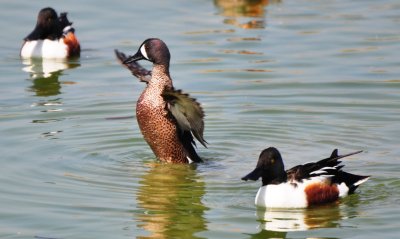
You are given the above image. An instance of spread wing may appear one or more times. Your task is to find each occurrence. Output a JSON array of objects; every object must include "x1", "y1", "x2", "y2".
[
  {"x1": 162, "y1": 88, "x2": 207, "y2": 148},
  {"x1": 286, "y1": 149, "x2": 363, "y2": 182},
  {"x1": 114, "y1": 49, "x2": 151, "y2": 83}
]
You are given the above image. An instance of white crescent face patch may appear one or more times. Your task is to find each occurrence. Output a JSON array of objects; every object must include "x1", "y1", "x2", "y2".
[{"x1": 140, "y1": 44, "x2": 149, "y2": 60}]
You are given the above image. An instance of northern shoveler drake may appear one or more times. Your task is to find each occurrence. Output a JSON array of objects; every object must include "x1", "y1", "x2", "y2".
[
  {"x1": 242, "y1": 147, "x2": 370, "y2": 208},
  {"x1": 20, "y1": 7, "x2": 80, "y2": 58},
  {"x1": 115, "y1": 38, "x2": 207, "y2": 163}
]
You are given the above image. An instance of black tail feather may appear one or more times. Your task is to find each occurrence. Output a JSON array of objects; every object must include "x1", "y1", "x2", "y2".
[
  {"x1": 178, "y1": 130, "x2": 203, "y2": 163},
  {"x1": 336, "y1": 171, "x2": 370, "y2": 194}
]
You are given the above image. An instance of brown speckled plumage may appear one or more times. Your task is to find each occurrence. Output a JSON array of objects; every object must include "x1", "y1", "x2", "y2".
[{"x1": 115, "y1": 39, "x2": 207, "y2": 163}]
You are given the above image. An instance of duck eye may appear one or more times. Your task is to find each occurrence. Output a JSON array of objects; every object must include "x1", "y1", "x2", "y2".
[{"x1": 270, "y1": 159, "x2": 275, "y2": 164}]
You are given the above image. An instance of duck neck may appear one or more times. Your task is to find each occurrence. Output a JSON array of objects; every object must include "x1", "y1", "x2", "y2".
[
  {"x1": 153, "y1": 63, "x2": 170, "y2": 76},
  {"x1": 150, "y1": 64, "x2": 173, "y2": 89},
  {"x1": 262, "y1": 171, "x2": 287, "y2": 186}
]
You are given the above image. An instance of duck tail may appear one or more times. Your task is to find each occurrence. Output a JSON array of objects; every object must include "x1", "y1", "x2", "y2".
[
  {"x1": 337, "y1": 171, "x2": 370, "y2": 194},
  {"x1": 179, "y1": 130, "x2": 203, "y2": 163}
]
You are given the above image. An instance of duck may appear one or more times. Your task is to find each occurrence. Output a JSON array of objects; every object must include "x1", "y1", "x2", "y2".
[
  {"x1": 115, "y1": 38, "x2": 207, "y2": 163},
  {"x1": 242, "y1": 147, "x2": 370, "y2": 208},
  {"x1": 20, "y1": 7, "x2": 80, "y2": 58}
]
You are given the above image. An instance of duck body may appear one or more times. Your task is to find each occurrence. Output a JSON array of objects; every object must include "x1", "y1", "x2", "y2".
[
  {"x1": 242, "y1": 147, "x2": 369, "y2": 208},
  {"x1": 21, "y1": 7, "x2": 80, "y2": 59},
  {"x1": 135, "y1": 64, "x2": 192, "y2": 163},
  {"x1": 21, "y1": 38, "x2": 72, "y2": 58},
  {"x1": 255, "y1": 177, "x2": 342, "y2": 208},
  {"x1": 115, "y1": 39, "x2": 207, "y2": 163}
]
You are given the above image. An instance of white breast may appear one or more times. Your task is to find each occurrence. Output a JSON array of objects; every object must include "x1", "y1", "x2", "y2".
[
  {"x1": 21, "y1": 39, "x2": 68, "y2": 58},
  {"x1": 255, "y1": 182, "x2": 308, "y2": 208}
]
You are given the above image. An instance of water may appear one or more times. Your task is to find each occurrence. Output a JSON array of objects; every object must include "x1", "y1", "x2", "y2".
[{"x1": 1, "y1": 0, "x2": 399, "y2": 238}]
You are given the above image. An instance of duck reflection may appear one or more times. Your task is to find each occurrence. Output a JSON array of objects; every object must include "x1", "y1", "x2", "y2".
[
  {"x1": 136, "y1": 163, "x2": 208, "y2": 239},
  {"x1": 257, "y1": 205, "x2": 341, "y2": 232},
  {"x1": 248, "y1": 205, "x2": 342, "y2": 238},
  {"x1": 22, "y1": 57, "x2": 79, "y2": 96},
  {"x1": 214, "y1": 0, "x2": 281, "y2": 29}
]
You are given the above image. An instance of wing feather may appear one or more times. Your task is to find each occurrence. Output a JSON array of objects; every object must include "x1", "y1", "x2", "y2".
[
  {"x1": 162, "y1": 88, "x2": 207, "y2": 148},
  {"x1": 115, "y1": 49, "x2": 151, "y2": 83},
  {"x1": 287, "y1": 149, "x2": 363, "y2": 181}
]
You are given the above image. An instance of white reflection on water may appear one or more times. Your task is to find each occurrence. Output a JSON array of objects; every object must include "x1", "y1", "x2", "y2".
[
  {"x1": 22, "y1": 58, "x2": 72, "y2": 79},
  {"x1": 256, "y1": 205, "x2": 342, "y2": 232},
  {"x1": 21, "y1": 58, "x2": 80, "y2": 97}
]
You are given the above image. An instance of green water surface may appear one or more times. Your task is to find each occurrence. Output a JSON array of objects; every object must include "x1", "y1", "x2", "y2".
[{"x1": 1, "y1": 0, "x2": 399, "y2": 238}]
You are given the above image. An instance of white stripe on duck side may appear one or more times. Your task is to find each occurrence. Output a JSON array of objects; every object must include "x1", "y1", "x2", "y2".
[
  {"x1": 21, "y1": 39, "x2": 69, "y2": 59},
  {"x1": 255, "y1": 176, "x2": 349, "y2": 208}
]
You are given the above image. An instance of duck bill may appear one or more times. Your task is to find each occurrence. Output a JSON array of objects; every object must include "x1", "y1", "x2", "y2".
[
  {"x1": 123, "y1": 51, "x2": 144, "y2": 64},
  {"x1": 241, "y1": 167, "x2": 262, "y2": 181}
]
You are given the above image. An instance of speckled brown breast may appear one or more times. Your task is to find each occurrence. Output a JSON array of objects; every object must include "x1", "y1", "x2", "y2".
[{"x1": 136, "y1": 70, "x2": 189, "y2": 163}]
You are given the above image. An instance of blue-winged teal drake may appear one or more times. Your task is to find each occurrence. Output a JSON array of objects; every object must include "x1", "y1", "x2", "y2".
[
  {"x1": 242, "y1": 147, "x2": 369, "y2": 208},
  {"x1": 115, "y1": 38, "x2": 207, "y2": 163},
  {"x1": 21, "y1": 7, "x2": 80, "y2": 58}
]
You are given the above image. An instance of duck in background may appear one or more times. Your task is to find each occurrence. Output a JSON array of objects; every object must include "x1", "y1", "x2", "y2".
[
  {"x1": 242, "y1": 147, "x2": 369, "y2": 208},
  {"x1": 115, "y1": 38, "x2": 207, "y2": 163},
  {"x1": 20, "y1": 7, "x2": 80, "y2": 58}
]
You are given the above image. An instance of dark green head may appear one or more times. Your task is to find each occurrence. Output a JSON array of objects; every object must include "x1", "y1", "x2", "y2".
[
  {"x1": 242, "y1": 147, "x2": 287, "y2": 185},
  {"x1": 25, "y1": 7, "x2": 61, "y2": 41}
]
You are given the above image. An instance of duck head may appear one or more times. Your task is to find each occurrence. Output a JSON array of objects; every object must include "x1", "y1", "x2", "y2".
[
  {"x1": 123, "y1": 38, "x2": 171, "y2": 67},
  {"x1": 25, "y1": 7, "x2": 62, "y2": 41},
  {"x1": 242, "y1": 147, "x2": 287, "y2": 185}
]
